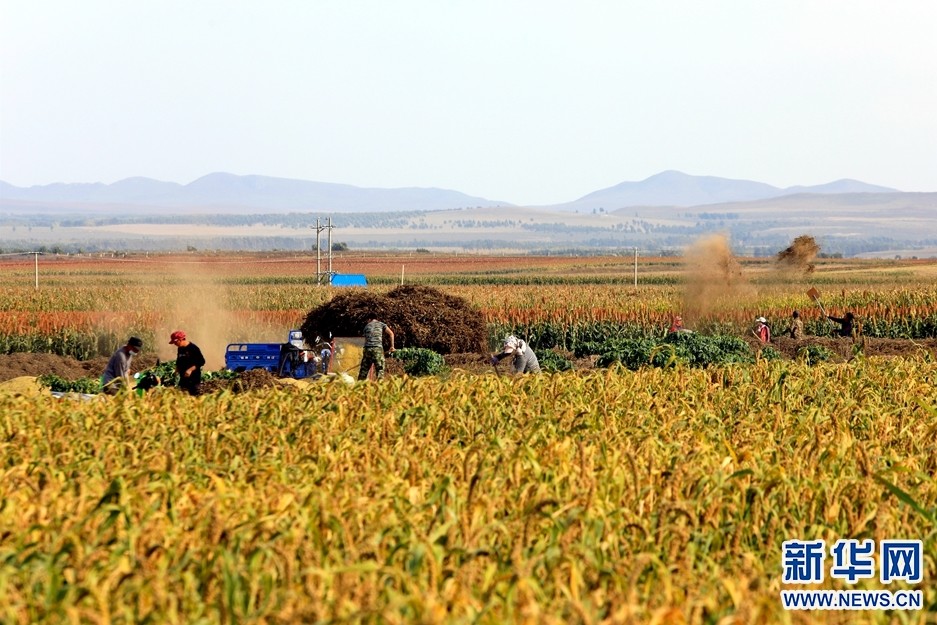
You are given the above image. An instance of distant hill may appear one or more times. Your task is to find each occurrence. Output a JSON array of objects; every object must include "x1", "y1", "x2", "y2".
[
  {"x1": 555, "y1": 170, "x2": 899, "y2": 212},
  {"x1": 782, "y1": 179, "x2": 899, "y2": 195},
  {"x1": 0, "y1": 170, "x2": 906, "y2": 215},
  {"x1": 0, "y1": 173, "x2": 512, "y2": 213}
]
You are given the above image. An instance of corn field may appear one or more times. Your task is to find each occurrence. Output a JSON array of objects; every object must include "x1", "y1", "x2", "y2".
[{"x1": 2, "y1": 359, "x2": 937, "y2": 624}]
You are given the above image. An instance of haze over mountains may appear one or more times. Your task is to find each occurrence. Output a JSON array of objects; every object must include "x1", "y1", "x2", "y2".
[
  {"x1": 0, "y1": 170, "x2": 904, "y2": 214},
  {"x1": 3, "y1": 170, "x2": 934, "y2": 257}
]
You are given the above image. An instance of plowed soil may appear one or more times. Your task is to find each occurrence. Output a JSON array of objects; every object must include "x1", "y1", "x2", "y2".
[{"x1": 0, "y1": 352, "x2": 160, "y2": 383}]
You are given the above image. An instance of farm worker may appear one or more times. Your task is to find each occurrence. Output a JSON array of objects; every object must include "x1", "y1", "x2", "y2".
[
  {"x1": 490, "y1": 335, "x2": 541, "y2": 374},
  {"x1": 669, "y1": 315, "x2": 684, "y2": 333},
  {"x1": 358, "y1": 318, "x2": 395, "y2": 380},
  {"x1": 668, "y1": 315, "x2": 693, "y2": 334},
  {"x1": 169, "y1": 330, "x2": 205, "y2": 396},
  {"x1": 787, "y1": 310, "x2": 805, "y2": 340},
  {"x1": 313, "y1": 334, "x2": 333, "y2": 373},
  {"x1": 753, "y1": 317, "x2": 771, "y2": 343},
  {"x1": 828, "y1": 311, "x2": 857, "y2": 339},
  {"x1": 101, "y1": 336, "x2": 143, "y2": 395}
]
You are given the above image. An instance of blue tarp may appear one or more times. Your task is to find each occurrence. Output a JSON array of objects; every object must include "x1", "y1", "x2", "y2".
[{"x1": 330, "y1": 273, "x2": 367, "y2": 287}]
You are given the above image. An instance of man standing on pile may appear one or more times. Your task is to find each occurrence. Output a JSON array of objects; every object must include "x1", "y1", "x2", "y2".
[
  {"x1": 169, "y1": 330, "x2": 205, "y2": 396},
  {"x1": 491, "y1": 335, "x2": 541, "y2": 374},
  {"x1": 358, "y1": 318, "x2": 395, "y2": 380}
]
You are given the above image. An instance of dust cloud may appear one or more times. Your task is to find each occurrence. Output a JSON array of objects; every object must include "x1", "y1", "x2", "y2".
[
  {"x1": 154, "y1": 263, "x2": 281, "y2": 370},
  {"x1": 776, "y1": 235, "x2": 820, "y2": 274},
  {"x1": 680, "y1": 234, "x2": 755, "y2": 324}
]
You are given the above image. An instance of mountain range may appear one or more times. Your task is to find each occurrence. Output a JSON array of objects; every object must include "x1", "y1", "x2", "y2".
[
  {"x1": 0, "y1": 173, "x2": 506, "y2": 214},
  {"x1": 0, "y1": 170, "x2": 903, "y2": 214},
  {"x1": 557, "y1": 170, "x2": 898, "y2": 212}
]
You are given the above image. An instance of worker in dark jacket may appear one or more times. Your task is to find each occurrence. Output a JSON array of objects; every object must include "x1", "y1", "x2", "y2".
[
  {"x1": 828, "y1": 312, "x2": 857, "y2": 338},
  {"x1": 169, "y1": 330, "x2": 205, "y2": 395}
]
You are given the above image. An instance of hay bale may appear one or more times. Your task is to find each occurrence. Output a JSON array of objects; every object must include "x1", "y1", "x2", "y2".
[{"x1": 300, "y1": 285, "x2": 486, "y2": 354}]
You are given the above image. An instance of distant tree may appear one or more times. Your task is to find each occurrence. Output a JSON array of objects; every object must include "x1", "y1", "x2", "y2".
[{"x1": 332, "y1": 242, "x2": 349, "y2": 251}]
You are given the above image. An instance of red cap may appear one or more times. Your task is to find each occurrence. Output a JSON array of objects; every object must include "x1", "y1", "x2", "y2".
[{"x1": 169, "y1": 330, "x2": 186, "y2": 344}]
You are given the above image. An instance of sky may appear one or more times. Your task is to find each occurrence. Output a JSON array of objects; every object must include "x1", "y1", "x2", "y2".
[{"x1": 1, "y1": 1, "x2": 935, "y2": 206}]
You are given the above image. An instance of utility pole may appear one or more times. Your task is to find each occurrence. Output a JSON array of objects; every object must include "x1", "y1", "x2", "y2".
[
  {"x1": 30, "y1": 251, "x2": 43, "y2": 289},
  {"x1": 1, "y1": 251, "x2": 45, "y2": 287},
  {"x1": 633, "y1": 247, "x2": 638, "y2": 287},
  {"x1": 315, "y1": 218, "x2": 321, "y2": 282},
  {"x1": 312, "y1": 217, "x2": 334, "y2": 285}
]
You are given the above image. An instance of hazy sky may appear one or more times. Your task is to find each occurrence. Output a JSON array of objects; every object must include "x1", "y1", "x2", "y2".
[{"x1": 2, "y1": 1, "x2": 935, "y2": 205}]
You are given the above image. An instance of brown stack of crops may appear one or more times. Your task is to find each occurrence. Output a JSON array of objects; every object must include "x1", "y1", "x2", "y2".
[{"x1": 300, "y1": 285, "x2": 487, "y2": 354}]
